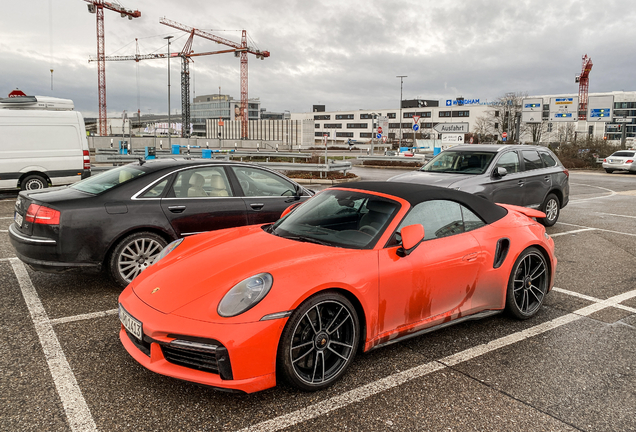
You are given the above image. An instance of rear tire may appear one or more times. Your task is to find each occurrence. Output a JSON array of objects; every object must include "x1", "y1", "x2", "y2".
[
  {"x1": 21, "y1": 175, "x2": 48, "y2": 190},
  {"x1": 538, "y1": 193, "x2": 559, "y2": 227},
  {"x1": 506, "y1": 247, "x2": 549, "y2": 320},
  {"x1": 109, "y1": 232, "x2": 167, "y2": 287}
]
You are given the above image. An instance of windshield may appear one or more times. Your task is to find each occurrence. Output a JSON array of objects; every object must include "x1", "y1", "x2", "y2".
[
  {"x1": 610, "y1": 151, "x2": 635, "y2": 157},
  {"x1": 71, "y1": 165, "x2": 146, "y2": 194},
  {"x1": 421, "y1": 151, "x2": 496, "y2": 174},
  {"x1": 270, "y1": 190, "x2": 400, "y2": 249}
]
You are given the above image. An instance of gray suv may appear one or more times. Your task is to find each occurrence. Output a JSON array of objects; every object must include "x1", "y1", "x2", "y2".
[{"x1": 388, "y1": 144, "x2": 569, "y2": 226}]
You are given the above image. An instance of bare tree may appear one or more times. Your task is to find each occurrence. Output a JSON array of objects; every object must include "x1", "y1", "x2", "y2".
[{"x1": 474, "y1": 91, "x2": 528, "y2": 143}]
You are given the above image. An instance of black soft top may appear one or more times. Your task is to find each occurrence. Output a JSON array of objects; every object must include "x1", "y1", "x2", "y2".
[{"x1": 336, "y1": 181, "x2": 508, "y2": 224}]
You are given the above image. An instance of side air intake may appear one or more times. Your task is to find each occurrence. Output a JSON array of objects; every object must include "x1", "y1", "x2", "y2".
[{"x1": 493, "y1": 238, "x2": 510, "y2": 269}]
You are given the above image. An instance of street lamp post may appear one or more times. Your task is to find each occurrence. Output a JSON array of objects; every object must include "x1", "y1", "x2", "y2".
[
  {"x1": 164, "y1": 35, "x2": 174, "y2": 148},
  {"x1": 397, "y1": 75, "x2": 407, "y2": 147}
]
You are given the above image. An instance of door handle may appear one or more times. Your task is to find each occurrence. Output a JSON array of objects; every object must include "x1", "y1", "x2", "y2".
[
  {"x1": 250, "y1": 203, "x2": 264, "y2": 211},
  {"x1": 462, "y1": 252, "x2": 478, "y2": 262},
  {"x1": 517, "y1": 180, "x2": 524, "y2": 187},
  {"x1": 168, "y1": 205, "x2": 186, "y2": 213},
  {"x1": 544, "y1": 176, "x2": 551, "y2": 182}
]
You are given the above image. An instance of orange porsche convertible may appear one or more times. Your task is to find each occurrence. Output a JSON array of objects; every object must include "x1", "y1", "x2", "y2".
[{"x1": 119, "y1": 182, "x2": 556, "y2": 393}]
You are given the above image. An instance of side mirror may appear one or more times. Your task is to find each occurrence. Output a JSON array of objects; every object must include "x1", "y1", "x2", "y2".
[
  {"x1": 397, "y1": 224, "x2": 425, "y2": 257},
  {"x1": 494, "y1": 167, "x2": 507, "y2": 178},
  {"x1": 294, "y1": 184, "x2": 302, "y2": 199}
]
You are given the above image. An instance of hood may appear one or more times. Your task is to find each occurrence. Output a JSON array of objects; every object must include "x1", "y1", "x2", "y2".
[
  {"x1": 131, "y1": 225, "x2": 355, "y2": 317},
  {"x1": 388, "y1": 170, "x2": 473, "y2": 188}
]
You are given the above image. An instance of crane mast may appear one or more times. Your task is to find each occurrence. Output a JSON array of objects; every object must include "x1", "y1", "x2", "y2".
[
  {"x1": 576, "y1": 54, "x2": 593, "y2": 120},
  {"x1": 159, "y1": 18, "x2": 270, "y2": 139},
  {"x1": 84, "y1": 0, "x2": 141, "y2": 136}
]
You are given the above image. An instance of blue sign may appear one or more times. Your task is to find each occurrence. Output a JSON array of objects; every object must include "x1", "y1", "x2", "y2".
[
  {"x1": 376, "y1": 133, "x2": 382, "y2": 139},
  {"x1": 555, "y1": 98, "x2": 574, "y2": 102},
  {"x1": 524, "y1": 103, "x2": 541, "y2": 109},
  {"x1": 502, "y1": 137, "x2": 507, "y2": 142},
  {"x1": 446, "y1": 98, "x2": 481, "y2": 106},
  {"x1": 554, "y1": 113, "x2": 573, "y2": 118},
  {"x1": 412, "y1": 124, "x2": 419, "y2": 131},
  {"x1": 590, "y1": 108, "x2": 610, "y2": 118}
]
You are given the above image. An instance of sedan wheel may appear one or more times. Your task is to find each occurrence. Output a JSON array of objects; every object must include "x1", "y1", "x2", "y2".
[
  {"x1": 279, "y1": 293, "x2": 359, "y2": 391},
  {"x1": 506, "y1": 247, "x2": 549, "y2": 319},
  {"x1": 539, "y1": 193, "x2": 560, "y2": 227},
  {"x1": 109, "y1": 232, "x2": 167, "y2": 287}
]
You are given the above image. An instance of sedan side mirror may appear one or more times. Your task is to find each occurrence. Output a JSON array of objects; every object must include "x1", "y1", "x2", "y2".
[
  {"x1": 397, "y1": 224, "x2": 425, "y2": 257},
  {"x1": 494, "y1": 167, "x2": 508, "y2": 178}
]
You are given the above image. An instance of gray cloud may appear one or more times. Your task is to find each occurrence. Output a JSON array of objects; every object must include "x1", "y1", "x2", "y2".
[{"x1": 1, "y1": 0, "x2": 634, "y2": 118}]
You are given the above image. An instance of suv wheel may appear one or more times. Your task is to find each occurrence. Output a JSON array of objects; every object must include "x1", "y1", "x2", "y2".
[{"x1": 539, "y1": 193, "x2": 560, "y2": 227}]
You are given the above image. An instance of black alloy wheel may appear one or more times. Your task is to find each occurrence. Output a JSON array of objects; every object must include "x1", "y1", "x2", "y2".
[
  {"x1": 279, "y1": 292, "x2": 359, "y2": 391},
  {"x1": 539, "y1": 193, "x2": 560, "y2": 227},
  {"x1": 506, "y1": 247, "x2": 549, "y2": 319},
  {"x1": 21, "y1": 175, "x2": 48, "y2": 190},
  {"x1": 109, "y1": 231, "x2": 168, "y2": 287}
]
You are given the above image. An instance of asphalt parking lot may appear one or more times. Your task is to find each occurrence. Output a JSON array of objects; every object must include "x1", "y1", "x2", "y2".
[{"x1": 1, "y1": 168, "x2": 635, "y2": 432}]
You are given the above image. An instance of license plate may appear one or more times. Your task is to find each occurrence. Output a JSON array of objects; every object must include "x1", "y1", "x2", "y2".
[
  {"x1": 119, "y1": 304, "x2": 143, "y2": 341},
  {"x1": 610, "y1": 159, "x2": 622, "y2": 164},
  {"x1": 14, "y1": 212, "x2": 23, "y2": 228}
]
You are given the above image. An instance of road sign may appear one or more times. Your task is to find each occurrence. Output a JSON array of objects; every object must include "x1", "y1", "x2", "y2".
[
  {"x1": 412, "y1": 124, "x2": 419, "y2": 131},
  {"x1": 502, "y1": 137, "x2": 507, "y2": 142},
  {"x1": 412, "y1": 115, "x2": 421, "y2": 123},
  {"x1": 587, "y1": 95, "x2": 614, "y2": 122},
  {"x1": 614, "y1": 117, "x2": 629, "y2": 122},
  {"x1": 549, "y1": 97, "x2": 578, "y2": 122},
  {"x1": 377, "y1": 126, "x2": 383, "y2": 134},
  {"x1": 469, "y1": 137, "x2": 474, "y2": 144},
  {"x1": 502, "y1": 132, "x2": 507, "y2": 138},
  {"x1": 522, "y1": 98, "x2": 543, "y2": 124},
  {"x1": 376, "y1": 133, "x2": 382, "y2": 139},
  {"x1": 442, "y1": 134, "x2": 464, "y2": 143},
  {"x1": 433, "y1": 122, "x2": 469, "y2": 134}
]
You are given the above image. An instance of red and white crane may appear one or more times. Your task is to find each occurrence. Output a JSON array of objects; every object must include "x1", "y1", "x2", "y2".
[
  {"x1": 575, "y1": 54, "x2": 593, "y2": 120},
  {"x1": 159, "y1": 18, "x2": 270, "y2": 139},
  {"x1": 84, "y1": 0, "x2": 141, "y2": 136}
]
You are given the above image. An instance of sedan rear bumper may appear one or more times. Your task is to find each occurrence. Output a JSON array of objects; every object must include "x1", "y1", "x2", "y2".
[
  {"x1": 8, "y1": 223, "x2": 101, "y2": 274},
  {"x1": 602, "y1": 162, "x2": 636, "y2": 172}
]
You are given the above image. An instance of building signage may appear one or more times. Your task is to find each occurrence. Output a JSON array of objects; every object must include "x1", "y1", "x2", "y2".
[
  {"x1": 446, "y1": 99, "x2": 480, "y2": 106},
  {"x1": 549, "y1": 96, "x2": 578, "y2": 122},
  {"x1": 586, "y1": 95, "x2": 614, "y2": 122},
  {"x1": 433, "y1": 122, "x2": 469, "y2": 133}
]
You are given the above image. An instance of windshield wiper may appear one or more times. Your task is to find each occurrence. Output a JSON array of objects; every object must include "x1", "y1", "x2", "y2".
[{"x1": 284, "y1": 235, "x2": 333, "y2": 246}]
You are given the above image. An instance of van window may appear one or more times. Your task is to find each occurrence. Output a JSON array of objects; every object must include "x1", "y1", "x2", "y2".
[{"x1": 71, "y1": 165, "x2": 145, "y2": 194}]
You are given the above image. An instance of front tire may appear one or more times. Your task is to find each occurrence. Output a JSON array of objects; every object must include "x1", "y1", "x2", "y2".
[
  {"x1": 109, "y1": 232, "x2": 168, "y2": 287},
  {"x1": 278, "y1": 292, "x2": 359, "y2": 391},
  {"x1": 506, "y1": 247, "x2": 549, "y2": 319},
  {"x1": 539, "y1": 193, "x2": 560, "y2": 227},
  {"x1": 21, "y1": 174, "x2": 48, "y2": 190}
]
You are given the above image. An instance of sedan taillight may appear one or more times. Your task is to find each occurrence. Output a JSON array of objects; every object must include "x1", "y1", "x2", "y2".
[
  {"x1": 563, "y1": 168, "x2": 569, "y2": 178},
  {"x1": 83, "y1": 150, "x2": 91, "y2": 170},
  {"x1": 603, "y1": 158, "x2": 607, "y2": 162},
  {"x1": 25, "y1": 204, "x2": 60, "y2": 225},
  {"x1": 626, "y1": 160, "x2": 634, "y2": 163}
]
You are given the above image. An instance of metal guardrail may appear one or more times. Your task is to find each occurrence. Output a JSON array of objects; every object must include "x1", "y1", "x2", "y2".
[
  {"x1": 256, "y1": 161, "x2": 352, "y2": 174},
  {"x1": 357, "y1": 155, "x2": 430, "y2": 163}
]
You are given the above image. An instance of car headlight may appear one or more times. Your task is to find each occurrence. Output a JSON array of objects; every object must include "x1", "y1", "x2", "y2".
[
  {"x1": 218, "y1": 273, "x2": 273, "y2": 317},
  {"x1": 153, "y1": 238, "x2": 184, "y2": 265}
]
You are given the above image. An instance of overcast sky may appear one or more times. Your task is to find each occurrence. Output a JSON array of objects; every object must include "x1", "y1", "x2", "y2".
[{"x1": 1, "y1": 0, "x2": 635, "y2": 118}]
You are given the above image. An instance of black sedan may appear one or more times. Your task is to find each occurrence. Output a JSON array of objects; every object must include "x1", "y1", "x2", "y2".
[{"x1": 9, "y1": 159, "x2": 313, "y2": 286}]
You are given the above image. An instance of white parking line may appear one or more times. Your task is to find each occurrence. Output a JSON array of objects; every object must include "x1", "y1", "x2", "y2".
[
  {"x1": 9, "y1": 258, "x2": 98, "y2": 432},
  {"x1": 556, "y1": 222, "x2": 636, "y2": 237},
  {"x1": 553, "y1": 287, "x2": 636, "y2": 314},
  {"x1": 240, "y1": 288, "x2": 636, "y2": 432},
  {"x1": 568, "y1": 183, "x2": 616, "y2": 202},
  {"x1": 550, "y1": 228, "x2": 597, "y2": 237},
  {"x1": 596, "y1": 212, "x2": 636, "y2": 220},
  {"x1": 50, "y1": 309, "x2": 119, "y2": 325}
]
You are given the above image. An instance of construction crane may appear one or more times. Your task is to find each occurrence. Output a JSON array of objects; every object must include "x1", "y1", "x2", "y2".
[
  {"x1": 160, "y1": 18, "x2": 270, "y2": 139},
  {"x1": 84, "y1": 0, "x2": 141, "y2": 136},
  {"x1": 575, "y1": 54, "x2": 593, "y2": 120},
  {"x1": 90, "y1": 36, "x2": 236, "y2": 137}
]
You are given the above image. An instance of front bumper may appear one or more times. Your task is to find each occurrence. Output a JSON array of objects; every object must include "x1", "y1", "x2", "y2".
[{"x1": 118, "y1": 288, "x2": 287, "y2": 394}]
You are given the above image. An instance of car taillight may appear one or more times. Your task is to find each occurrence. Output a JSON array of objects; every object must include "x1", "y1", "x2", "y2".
[
  {"x1": 25, "y1": 204, "x2": 60, "y2": 225},
  {"x1": 83, "y1": 150, "x2": 91, "y2": 170},
  {"x1": 563, "y1": 168, "x2": 569, "y2": 178},
  {"x1": 626, "y1": 160, "x2": 634, "y2": 163},
  {"x1": 603, "y1": 158, "x2": 607, "y2": 162}
]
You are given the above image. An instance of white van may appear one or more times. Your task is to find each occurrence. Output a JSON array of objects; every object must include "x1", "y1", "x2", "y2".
[{"x1": 0, "y1": 100, "x2": 91, "y2": 190}]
